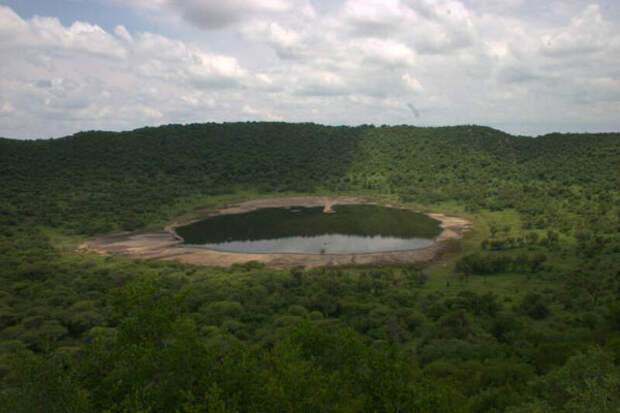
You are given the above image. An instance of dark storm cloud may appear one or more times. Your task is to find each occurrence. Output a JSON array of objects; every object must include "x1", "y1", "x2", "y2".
[
  {"x1": 166, "y1": 0, "x2": 245, "y2": 29},
  {"x1": 165, "y1": 0, "x2": 291, "y2": 30}
]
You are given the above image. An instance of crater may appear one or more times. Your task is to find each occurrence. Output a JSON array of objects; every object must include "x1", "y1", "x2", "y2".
[
  {"x1": 175, "y1": 205, "x2": 442, "y2": 255},
  {"x1": 80, "y1": 196, "x2": 471, "y2": 268}
]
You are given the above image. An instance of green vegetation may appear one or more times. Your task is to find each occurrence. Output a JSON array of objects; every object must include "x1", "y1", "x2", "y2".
[{"x1": 0, "y1": 122, "x2": 619, "y2": 412}]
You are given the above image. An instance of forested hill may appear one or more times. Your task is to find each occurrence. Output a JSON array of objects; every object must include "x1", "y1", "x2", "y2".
[
  {"x1": 1, "y1": 123, "x2": 620, "y2": 412},
  {"x1": 1, "y1": 122, "x2": 617, "y2": 234}
]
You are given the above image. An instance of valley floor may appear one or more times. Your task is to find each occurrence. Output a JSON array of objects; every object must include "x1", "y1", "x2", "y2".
[{"x1": 79, "y1": 196, "x2": 471, "y2": 268}]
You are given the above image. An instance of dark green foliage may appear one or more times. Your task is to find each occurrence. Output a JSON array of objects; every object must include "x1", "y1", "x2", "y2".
[
  {"x1": 0, "y1": 227, "x2": 618, "y2": 411},
  {"x1": 1, "y1": 123, "x2": 618, "y2": 235},
  {"x1": 0, "y1": 350, "x2": 90, "y2": 413},
  {"x1": 0, "y1": 123, "x2": 365, "y2": 234},
  {"x1": 455, "y1": 252, "x2": 547, "y2": 275},
  {"x1": 0, "y1": 122, "x2": 619, "y2": 411},
  {"x1": 517, "y1": 293, "x2": 550, "y2": 320},
  {"x1": 509, "y1": 347, "x2": 620, "y2": 412}
]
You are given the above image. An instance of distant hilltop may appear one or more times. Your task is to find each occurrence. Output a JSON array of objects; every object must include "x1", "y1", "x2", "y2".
[{"x1": 0, "y1": 122, "x2": 617, "y2": 234}]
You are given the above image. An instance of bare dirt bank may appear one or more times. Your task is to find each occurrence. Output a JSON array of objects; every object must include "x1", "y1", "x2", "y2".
[
  {"x1": 212, "y1": 196, "x2": 363, "y2": 216},
  {"x1": 79, "y1": 197, "x2": 471, "y2": 268}
]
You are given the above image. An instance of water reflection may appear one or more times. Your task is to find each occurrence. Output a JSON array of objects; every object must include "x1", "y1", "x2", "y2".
[
  {"x1": 175, "y1": 204, "x2": 441, "y2": 255},
  {"x1": 185, "y1": 234, "x2": 434, "y2": 255}
]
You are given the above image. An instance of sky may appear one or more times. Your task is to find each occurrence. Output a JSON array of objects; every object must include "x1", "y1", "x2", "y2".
[{"x1": 0, "y1": 0, "x2": 619, "y2": 139}]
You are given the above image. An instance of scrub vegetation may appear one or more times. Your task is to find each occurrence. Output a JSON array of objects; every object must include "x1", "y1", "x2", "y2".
[{"x1": 0, "y1": 122, "x2": 619, "y2": 412}]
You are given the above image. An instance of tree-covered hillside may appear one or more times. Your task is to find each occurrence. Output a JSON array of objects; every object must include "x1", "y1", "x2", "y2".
[
  {"x1": 0, "y1": 123, "x2": 619, "y2": 412},
  {"x1": 1, "y1": 123, "x2": 617, "y2": 233}
]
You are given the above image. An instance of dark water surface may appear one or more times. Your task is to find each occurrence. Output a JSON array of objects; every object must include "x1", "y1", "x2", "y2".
[{"x1": 175, "y1": 205, "x2": 441, "y2": 255}]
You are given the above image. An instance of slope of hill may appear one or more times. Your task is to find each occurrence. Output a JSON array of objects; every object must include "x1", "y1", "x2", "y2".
[
  {"x1": 0, "y1": 123, "x2": 619, "y2": 412},
  {"x1": 1, "y1": 123, "x2": 617, "y2": 234}
]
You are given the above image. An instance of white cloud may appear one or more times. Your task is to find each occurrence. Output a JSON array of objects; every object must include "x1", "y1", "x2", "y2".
[
  {"x1": 185, "y1": 53, "x2": 248, "y2": 88},
  {"x1": 241, "y1": 21, "x2": 304, "y2": 59},
  {"x1": 358, "y1": 38, "x2": 416, "y2": 66},
  {"x1": 242, "y1": 105, "x2": 259, "y2": 115},
  {"x1": 0, "y1": 102, "x2": 14, "y2": 116},
  {"x1": 0, "y1": 6, "x2": 28, "y2": 39},
  {"x1": 540, "y1": 4, "x2": 611, "y2": 57},
  {"x1": 0, "y1": 6, "x2": 126, "y2": 58},
  {"x1": 0, "y1": 5, "x2": 262, "y2": 138},
  {"x1": 114, "y1": 25, "x2": 133, "y2": 42},
  {"x1": 402, "y1": 0, "x2": 476, "y2": 54},
  {"x1": 342, "y1": 0, "x2": 405, "y2": 36},
  {"x1": 242, "y1": 104, "x2": 283, "y2": 121},
  {"x1": 139, "y1": 105, "x2": 163, "y2": 119},
  {"x1": 1, "y1": 1, "x2": 620, "y2": 138},
  {"x1": 402, "y1": 74, "x2": 424, "y2": 93}
]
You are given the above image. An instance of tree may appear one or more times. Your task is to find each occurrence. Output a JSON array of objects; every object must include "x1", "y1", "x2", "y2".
[
  {"x1": 518, "y1": 293, "x2": 550, "y2": 320},
  {"x1": 509, "y1": 347, "x2": 620, "y2": 412}
]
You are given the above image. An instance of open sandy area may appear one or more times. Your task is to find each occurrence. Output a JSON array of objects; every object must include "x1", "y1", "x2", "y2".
[{"x1": 80, "y1": 196, "x2": 471, "y2": 268}]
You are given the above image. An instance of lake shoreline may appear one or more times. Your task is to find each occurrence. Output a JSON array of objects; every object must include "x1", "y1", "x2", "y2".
[{"x1": 81, "y1": 196, "x2": 472, "y2": 268}]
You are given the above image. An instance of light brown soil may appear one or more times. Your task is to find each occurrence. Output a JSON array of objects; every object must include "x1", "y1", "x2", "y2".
[
  {"x1": 427, "y1": 213, "x2": 472, "y2": 241},
  {"x1": 79, "y1": 197, "x2": 471, "y2": 268},
  {"x1": 213, "y1": 196, "x2": 363, "y2": 216}
]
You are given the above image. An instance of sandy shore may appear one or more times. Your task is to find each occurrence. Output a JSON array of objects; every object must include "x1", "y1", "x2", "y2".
[
  {"x1": 79, "y1": 196, "x2": 471, "y2": 268},
  {"x1": 213, "y1": 196, "x2": 363, "y2": 216}
]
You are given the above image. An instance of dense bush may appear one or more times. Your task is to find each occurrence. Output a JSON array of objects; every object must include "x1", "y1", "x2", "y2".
[
  {"x1": 455, "y1": 252, "x2": 547, "y2": 275},
  {"x1": 0, "y1": 123, "x2": 618, "y2": 411}
]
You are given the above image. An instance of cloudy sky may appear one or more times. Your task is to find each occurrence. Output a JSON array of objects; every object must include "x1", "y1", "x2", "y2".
[{"x1": 1, "y1": 0, "x2": 619, "y2": 139}]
